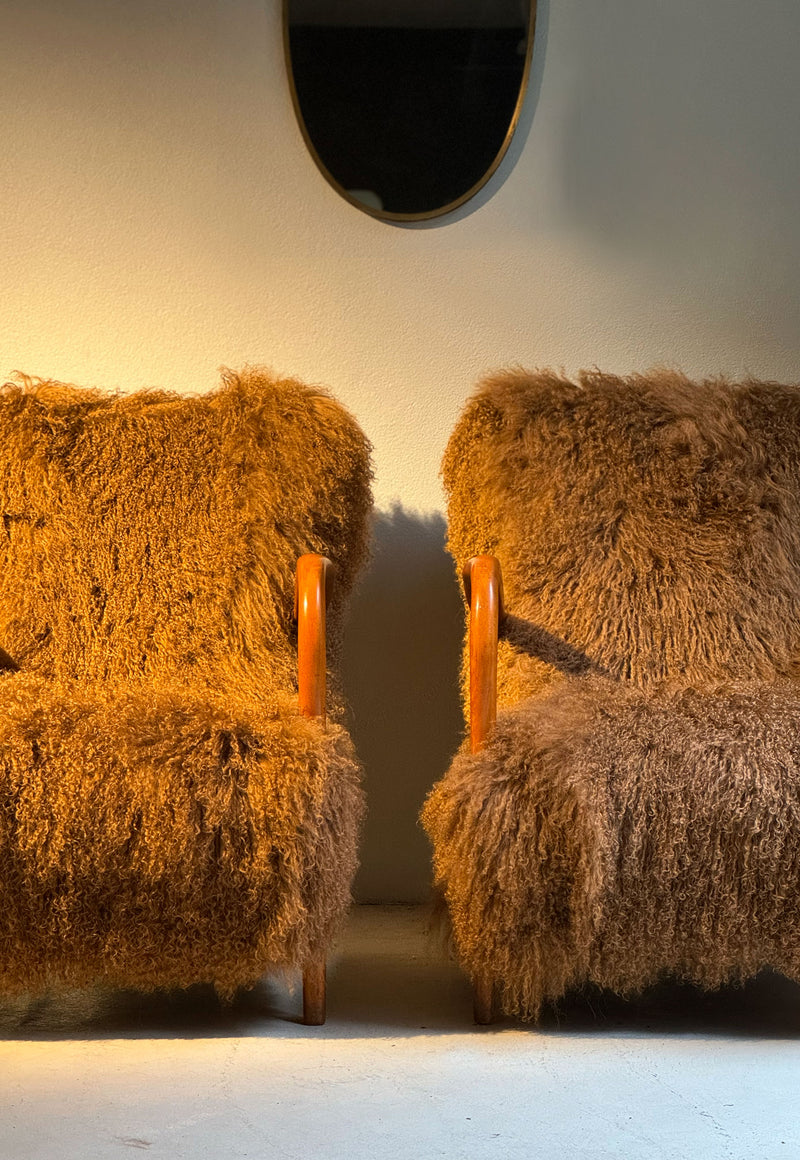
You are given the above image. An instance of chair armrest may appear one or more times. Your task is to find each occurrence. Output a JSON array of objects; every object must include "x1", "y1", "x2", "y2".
[
  {"x1": 462, "y1": 555, "x2": 505, "y2": 753},
  {"x1": 295, "y1": 554, "x2": 335, "y2": 721}
]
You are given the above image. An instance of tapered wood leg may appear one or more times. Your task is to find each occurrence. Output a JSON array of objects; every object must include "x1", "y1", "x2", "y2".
[
  {"x1": 302, "y1": 958, "x2": 326, "y2": 1025},
  {"x1": 473, "y1": 975, "x2": 494, "y2": 1025}
]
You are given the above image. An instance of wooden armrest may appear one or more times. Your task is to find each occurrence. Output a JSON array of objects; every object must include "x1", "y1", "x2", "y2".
[
  {"x1": 294, "y1": 553, "x2": 335, "y2": 1026},
  {"x1": 464, "y1": 555, "x2": 505, "y2": 1024},
  {"x1": 294, "y1": 554, "x2": 335, "y2": 721},
  {"x1": 462, "y1": 555, "x2": 505, "y2": 754}
]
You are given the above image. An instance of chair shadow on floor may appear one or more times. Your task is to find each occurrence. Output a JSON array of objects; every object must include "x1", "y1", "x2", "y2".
[{"x1": 4, "y1": 906, "x2": 800, "y2": 1042}]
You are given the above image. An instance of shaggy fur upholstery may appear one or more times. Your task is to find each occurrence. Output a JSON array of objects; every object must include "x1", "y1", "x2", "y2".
[
  {"x1": 0, "y1": 368, "x2": 372, "y2": 995},
  {"x1": 423, "y1": 369, "x2": 800, "y2": 1018}
]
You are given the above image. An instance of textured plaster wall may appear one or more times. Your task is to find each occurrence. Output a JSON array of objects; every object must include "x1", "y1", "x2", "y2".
[{"x1": 3, "y1": 0, "x2": 800, "y2": 900}]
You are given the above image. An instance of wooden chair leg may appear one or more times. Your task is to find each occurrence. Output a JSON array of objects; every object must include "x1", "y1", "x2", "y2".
[
  {"x1": 473, "y1": 975, "x2": 494, "y2": 1025},
  {"x1": 302, "y1": 957, "x2": 326, "y2": 1025}
]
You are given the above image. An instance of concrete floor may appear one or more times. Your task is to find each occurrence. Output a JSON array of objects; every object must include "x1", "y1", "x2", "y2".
[{"x1": 2, "y1": 906, "x2": 800, "y2": 1160}]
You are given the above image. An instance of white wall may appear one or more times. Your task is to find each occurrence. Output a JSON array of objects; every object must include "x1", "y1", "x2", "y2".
[{"x1": 4, "y1": 0, "x2": 800, "y2": 900}]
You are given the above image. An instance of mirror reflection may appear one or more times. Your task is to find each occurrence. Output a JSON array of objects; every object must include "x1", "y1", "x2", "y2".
[{"x1": 284, "y1": 1, "x2": 534, "y2": 221}]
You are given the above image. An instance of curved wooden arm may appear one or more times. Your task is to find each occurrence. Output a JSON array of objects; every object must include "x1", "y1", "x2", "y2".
[
  {"x1": 463, "y1": 555, "x2": 505, "y2": 754},
  {"x1": 294, "y1": 554, "x2": 335, "y2": 1025},
  {"x1": 464, "y1": 555, "x2": 505, "y2": 1024},
  {"x1": 295, "y1": 554, "x2": 335, "y2": 722}
]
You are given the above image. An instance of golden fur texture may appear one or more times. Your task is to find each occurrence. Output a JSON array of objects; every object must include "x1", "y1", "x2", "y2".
[
  {"x1": 423, "y1": 368, "x2": 800, "y2": 1018},
  {"x1": 0, "y1": 368, "x2": 372, "y2": 994}
]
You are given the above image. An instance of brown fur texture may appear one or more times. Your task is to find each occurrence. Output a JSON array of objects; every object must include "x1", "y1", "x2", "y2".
[
  {"x1": 423, "y1": 368, "x2": 800, "y2": 1018},
  {"x1": 0, "y1": 368, "x2": 372, "y2": 995}
]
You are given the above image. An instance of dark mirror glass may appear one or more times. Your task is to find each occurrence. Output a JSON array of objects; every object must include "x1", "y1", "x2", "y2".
[{"x1": 284, "y1": 1, "x2": 534, "y2": 221}]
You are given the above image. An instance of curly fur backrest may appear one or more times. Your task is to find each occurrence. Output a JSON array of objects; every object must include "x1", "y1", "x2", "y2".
[
  {"x1": 444, "y1": 369, "x2": 800, "y2": 710},
  {"x1": 0, "y1": 368, "x2": 372, "y2": 699}
]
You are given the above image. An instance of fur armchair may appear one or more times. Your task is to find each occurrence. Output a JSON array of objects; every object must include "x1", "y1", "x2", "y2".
[
  {"x1": 423, "y1": 368, "x2": 800, "y2": 1022},
  {"x1": 0, "y1": 367, "x2": 372, "y2": 1023}
]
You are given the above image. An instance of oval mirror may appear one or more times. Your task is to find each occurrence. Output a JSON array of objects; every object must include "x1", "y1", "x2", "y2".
[{"x1": 284, "y1": 1, "x2": 535, "y2": 222}]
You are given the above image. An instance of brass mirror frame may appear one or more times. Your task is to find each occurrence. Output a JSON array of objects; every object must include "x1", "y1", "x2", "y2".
[{"x1": 283, "y1": 1, "x2": 537, "y2": 223}]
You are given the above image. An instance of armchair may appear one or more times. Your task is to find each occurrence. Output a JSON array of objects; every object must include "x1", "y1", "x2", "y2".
[
  {"x1": 423, "y1": 368, "x2": 800, "y2": 1022},
  {"x1": 0, "y1": 368, "x2": 372, "y2": 1024}
]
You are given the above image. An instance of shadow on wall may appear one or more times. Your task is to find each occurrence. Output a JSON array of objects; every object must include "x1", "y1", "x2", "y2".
[
  {"x1": 559, "y1": 0, "x2": 800, "y2": 294},
  {"x1": 340, "y1": 505, "x2": 465, "y2": 903}
]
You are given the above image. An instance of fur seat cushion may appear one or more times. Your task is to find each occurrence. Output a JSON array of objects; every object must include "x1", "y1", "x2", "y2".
[
  {"x1": 423, "y1": 677, "x2": 800, "y2": 1020},
  {"x1": 0, "y1": 674, "x2": 362, "y2": 995},
  {"x1": 0, "y1": 368, "x2": 372, "y2": 993}
]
